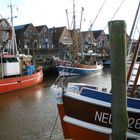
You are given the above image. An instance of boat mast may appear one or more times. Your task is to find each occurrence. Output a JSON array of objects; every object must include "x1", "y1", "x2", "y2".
[
  {"x1": 65, "y1": 9, "x2": 70, "y2": 30},
  {"x1": 127, "y1": 1, "x2": 140, "y2": 55},
  {"x1": 8, "y1": 2, "x2": 18, "y2": 55},
  {"x1": 73, "y1": 0, "x2": 76, "y2": 32},
  {"x1": 71, "y1": 0, "x2": 77, "y2": 61},
  {"x1": 88, "y1": 0, "x2": 107, "y2": 57},
  {"x1": 68, "y1": 0, "x2": 84, "y2": 61},
  {"x1": 79, "y1": 7, "x2": 84, "y2": 31},
  {"x1": 72, "y1": 0, "x2": 85, "y2": 61},
  {"x1": 127, "y1": 1, "x2": 140, "y2": 81},
  {"x1": 79, "y1": 7, "x2": 84, "y2": 60}
]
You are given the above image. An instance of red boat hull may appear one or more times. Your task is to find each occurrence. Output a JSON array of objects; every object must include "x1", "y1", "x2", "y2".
[
  {"x1": 57, "y1": 104, "x2": 109, "y2": 140},
  {"x1": 0, "y1": 67, "x2": 43, "y2": 94}
]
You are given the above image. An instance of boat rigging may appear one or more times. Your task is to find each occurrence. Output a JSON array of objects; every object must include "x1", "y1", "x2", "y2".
[{"x1": 89, "y1": 0, "x2": 107, "y2": 31}]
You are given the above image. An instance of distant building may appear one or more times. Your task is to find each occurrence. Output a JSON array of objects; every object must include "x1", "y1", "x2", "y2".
[
  {"x1": 92, "y1": 30, "x2": 108, "y2": 48},
  {"x1": 49, "y1": 26, "x2": 72, "y2": 49},
  {"x1": 14, "y1": 23, "x2": 39, "y2": 49},
  {"x1": 81, "y1": 31, "x2": 95, "y2": 52},
  {"x1": 0, "y1": 18, "x2": 12, "y2": 49},
  {"x1": 35, "y1": 25, "x2": 49, "y2": 48}
]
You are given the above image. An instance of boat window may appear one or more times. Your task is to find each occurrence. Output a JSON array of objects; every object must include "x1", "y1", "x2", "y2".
[
  {"x1": 67, "y1": 85, "x2": 80, "y2": 93},
  {"x1": 7, "y1": 58, "x2": 18, "y2": 63},
  {"x1": 0, "y1": 58, "x2": 6, "y2": 63},
  {"x1": 0, "y1": 57, "x2": 18, "y2": 63}
]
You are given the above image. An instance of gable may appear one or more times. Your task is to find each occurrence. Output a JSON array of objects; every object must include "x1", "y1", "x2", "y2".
[
  {"x1": 92, "y1": 30, "x2": 107, "y2": 42},
  {"x1": 35, "y1": 25, "x2": 48, "y2": 33},
  {"x1": 52, "y1": 26, "x2": 65, "y2": 42},
  {"x1": 14, "y1": 23, "x2": 38, "y2": 35},
  {"x1": 0, "y1": 18, "x2": 11, "y2": 30},
  {"x1": 0, "y1": 18, "x2": 12, "y2": 42},
  {"x1": 59, "y1": 27, "x2": 72, "y2": 45},
  {"x1": 92, "y1": 30, "x2": 104, "y2": 39},
  {"x1": 81, "y1": 31, "x2": 95, "y2": 44}
]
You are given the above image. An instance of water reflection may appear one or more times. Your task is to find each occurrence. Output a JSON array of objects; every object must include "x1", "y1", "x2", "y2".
[
  {"x1": 0, "y1": 68, "x2": 111, "y2": 140},
  {"x1": 64, "y1": 67, "x2": 111, "y2": 92},
  {"x1": 0, "y1": 80, "x2": 61, "y2": 140}
]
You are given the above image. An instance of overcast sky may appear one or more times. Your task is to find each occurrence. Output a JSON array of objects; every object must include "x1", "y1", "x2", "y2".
[{"x1": 0, "y1": 0, "x2": 140, "y2": 37}]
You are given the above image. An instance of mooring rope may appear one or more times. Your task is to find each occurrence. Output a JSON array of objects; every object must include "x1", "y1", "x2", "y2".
[{"x1": 48, "y1": 113, "x2": 59, "y2": 140}]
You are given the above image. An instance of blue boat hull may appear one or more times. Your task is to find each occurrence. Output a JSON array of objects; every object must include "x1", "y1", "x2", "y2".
[{"x1": 58, "y1": 65, "x2": 103, "y2": 76}]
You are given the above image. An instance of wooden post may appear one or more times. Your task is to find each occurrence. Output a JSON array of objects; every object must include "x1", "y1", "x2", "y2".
[{"x1": 108, "y1": 20, "x2": 128, "y2": 140}]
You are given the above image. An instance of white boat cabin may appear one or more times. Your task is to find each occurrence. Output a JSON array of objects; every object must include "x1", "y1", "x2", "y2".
[{"x1": 0, "y1": 54, "x2": 20, "y2": 76}]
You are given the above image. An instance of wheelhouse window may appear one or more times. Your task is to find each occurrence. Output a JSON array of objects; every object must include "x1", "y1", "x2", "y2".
[{"x1": 0, "y1": 57, "x2": 18, "y2": 63}]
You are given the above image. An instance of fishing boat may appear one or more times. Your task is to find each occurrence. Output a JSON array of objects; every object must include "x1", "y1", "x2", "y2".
[
  {"x1": 56, "y1": 1, "x2": 103, "y2": 76},
  {"x1": 51, "y1": 37, "x2": 140, "y2": 140},
  {"x1": 0, "y1": 53, "x2": 43, "y2": 94},
  {"x1": 0, "y1": 8, "x2": 43, "y2": 94},
  {"x1": 51, "y1": 81, "x2": 140, "y2": 140},
  {"x1": 50, "y1": 17, "x2": 140, "y2": 140},
  {"x1": 57, "y1": 51, "x2": 103, "y2": 76}
]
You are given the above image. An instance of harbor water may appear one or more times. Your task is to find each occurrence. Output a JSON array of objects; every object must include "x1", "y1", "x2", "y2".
[{"x1": 0, "y1": 67, "x2": 111, "y2": 140}]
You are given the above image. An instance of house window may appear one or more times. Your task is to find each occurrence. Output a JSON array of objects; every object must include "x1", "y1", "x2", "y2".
[
  {"x1": 63, "y1": 36, "x2": 68, "y2": 41},
  {"x1": 1, "y1": 22, "x2": 8, "y2": 29},
  {"x1": 25, "y1": 32, "x2": 29, "y2": 38}
]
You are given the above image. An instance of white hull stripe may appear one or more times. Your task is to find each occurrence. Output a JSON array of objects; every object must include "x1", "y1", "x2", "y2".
[
  {"x1": 64, "y1": 115, "x2": 140, "y2": 139},
  {"x1": 59, "y1": 66, "x2": 103, "y2": 71}
]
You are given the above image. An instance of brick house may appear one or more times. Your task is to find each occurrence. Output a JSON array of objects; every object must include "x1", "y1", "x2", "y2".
[
  {"x1": 35, "y1": 25, "x2": 49, "y2": 48},
  {"x1": 48, "y1": 26, "x2": 72, "y2": 58},
  {"x1": 0, "y1": 18, "x2": 12, "y2": 48},
  {"x1": 49, "y1": 26, "x2": 72, "y2": 49},
  {"x1": 81, "y1": 31, "x2": 95, "y2": 52},
  {"x1": 92, "y1": 30, "x2": 108, "y2": 48},
  {"x1": 14, "y1": 23, "x2": 39, "y2": 49}
]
